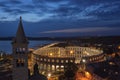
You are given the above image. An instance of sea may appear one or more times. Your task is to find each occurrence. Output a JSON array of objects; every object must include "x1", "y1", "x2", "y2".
[{"x1": 0, "y1": 40, "x2": 54, "y2": 54}]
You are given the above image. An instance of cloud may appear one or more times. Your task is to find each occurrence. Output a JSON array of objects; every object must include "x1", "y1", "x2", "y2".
[
  {"x1": 0, "y1": 3, "x2": 8, "y2": 8},
  {"x1": 86, "y1": 1, "x2": 120, "y2": 20},
  {"x1": 0, "y1": 0, "x2": 119, "y2": 37},
  {"x1": 0, "y1": 0, "x2": 22, "y2": 6},
  {"x1": 32, "y1": 0, "x2": 66, "y2": 3},
  {"x1": 22, "y1": 5, "x2": 35, "y2": 10},
  {"x1": 9, "y1": 0, "x2": 22, "y2": 4},
  {"x1": 41, "y1": 27, "x2": 116, "y2": 33},
  {"x1": 31, "y1": 0, "x2": 120, "y2": 21},
  {"x1": 0, "y1": 0, "x2": 27, "y2": 15},
  {"x1": 21, "y1": 13, "x2": 53, "y2": 22},
  {"x1": 0, "y1": 16, "x2": 7, "y2": 19},
  {"x1": 0, "y1": 0, "x2": 119, "y2": 23},
  {"x1": 2, "y1": 7, "x2": 29, "y2": 15}
]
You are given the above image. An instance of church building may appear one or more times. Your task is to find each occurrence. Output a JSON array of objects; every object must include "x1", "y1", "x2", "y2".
[
  {"x1": 11, "y1": 16, "x2": 47, "y2": 80},
  {"x1": 12, "y1": 16, "x2": 29, "y2": 80}
]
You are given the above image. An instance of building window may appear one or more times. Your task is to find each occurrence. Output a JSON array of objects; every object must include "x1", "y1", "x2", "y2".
[
  {"x1": 16, "y1": 59, "x2": 20, "y2": 67},
  {"x1": 41, "y1": 58, "x2": 43, "y2": 61},
  {"x1": 70, "y1": 60, "x2": 73, "y2": 62},
  {"x1": 66, "y1": 60, "x2": 68, "y2": 63},
  {"x1": 16, "y1": 59, "x2": 25, "y2": 67},
  {"x1": 90, "y1": 59, "x2": 92, "y2": 61},
  {"x1": 56, "y1": 60, "x2": 59, "y2": 63},
  {"x1": 15, "y1": 48, "x2": 19, "y2": 54},
  {"x1": 15, "y1": 48, "x2": 26, "y2": 54},
  {"x1": 52, "y1": 59, "x2": 54, "y2": 62},
  {"x1": 44, "y1": 58, "x2": 46, "y2": 61},
  {"x1": 61, "y1": 60, "x2": 64, "y2": 63},
  {"x1": 48, "y1": 59, "x2": 50, "y2": 62},
  {"x1": 23, "y1": 48, "x2": 26, "y2": 51},
  {"x1": 21, "y1": 59, "x2": 24, "y2": 66},
  {"x1": 52, "y1": 65, "x2": 55, "y2": 70}
]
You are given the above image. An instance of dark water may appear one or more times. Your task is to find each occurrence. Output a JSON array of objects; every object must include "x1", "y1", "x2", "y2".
[{"x1": 0, "y1": 40, "x2": 53, "y2": 54}]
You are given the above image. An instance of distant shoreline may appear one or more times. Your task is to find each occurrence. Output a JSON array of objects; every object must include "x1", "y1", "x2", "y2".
[{"x1": 0, "y1": 40, "x2": 53, "y2": 54}]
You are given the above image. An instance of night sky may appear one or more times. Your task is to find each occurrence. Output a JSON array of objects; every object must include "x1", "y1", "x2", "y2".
[{"x1": 0, "y1": 0, "x2": 120, "y2": 37}]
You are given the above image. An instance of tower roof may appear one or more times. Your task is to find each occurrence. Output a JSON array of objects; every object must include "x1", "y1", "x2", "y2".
[{"x1": 13, "y1": 16, "x2": 28, "y2": 43}]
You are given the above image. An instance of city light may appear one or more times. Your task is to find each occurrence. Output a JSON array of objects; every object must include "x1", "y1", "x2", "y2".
[
  {"x1": 50, "y1": 53, "x2": 53, "y2": 56},
  {"x1": 76, "y1": 71, "x2": 92, "y2": 80},
  {"x1": 70, "y1": 50, "x2": 74, "y2": 54},
  {"x1": 56, "y1": 65, "x2": 59, "y2": 68},
  {"x1": 82, "y1": 59, "x2": 86, "y2": 63},
  {"x1": 61, "y1": 65, "x2": 64, "y2": 68},
  {"x1": 0, "y1": 1, "x2": 120, "y2": 79},
  {"x1": 85, "y1": 71, "x2": 91, "y2": 79},
  {"x1": 118, "y1": 46, "x2": 120, "y2": 49},
  {"x1": 48, "y1": 73, "x2": 51, "y2": 77}
]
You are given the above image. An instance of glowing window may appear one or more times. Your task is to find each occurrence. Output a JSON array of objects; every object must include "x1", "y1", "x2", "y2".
[
  {"x1": 61, "y1": 60, "x2": 64, "y2": 63},
  {"x1": 66, "y1": 60, "x2": 68, "y2": 63},
  {"x1": 56, "y1": 60, "x2": 59, "y2": 63},
  {"x1": 52, "y1": 59, "x2": 54, "y2": 62}
]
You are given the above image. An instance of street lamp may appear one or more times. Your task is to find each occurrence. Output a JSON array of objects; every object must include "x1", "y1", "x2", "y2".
[{"x1": 80, "y1": 59, "x2": 86, "y2": 71}]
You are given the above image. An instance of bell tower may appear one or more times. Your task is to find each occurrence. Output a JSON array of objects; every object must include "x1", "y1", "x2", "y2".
[{"x1": 12, "y1": 16, "x2": 29, "y2": 80}]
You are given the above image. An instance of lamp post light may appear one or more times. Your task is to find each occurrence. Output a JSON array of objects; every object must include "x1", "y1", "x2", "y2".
[{"x1": 80, "y1": 59, "x2": 86, "y2": 71}]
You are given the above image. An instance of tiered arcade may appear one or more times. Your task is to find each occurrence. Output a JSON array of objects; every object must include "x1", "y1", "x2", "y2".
[{"x1": 33, "y1": 42, "x2": 104, "y2": 74}]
